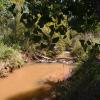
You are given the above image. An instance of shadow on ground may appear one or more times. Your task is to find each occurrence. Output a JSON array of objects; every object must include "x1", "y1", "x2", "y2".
[{"x1": 7, "y1": 81, "x2": 57, "y2": 100}]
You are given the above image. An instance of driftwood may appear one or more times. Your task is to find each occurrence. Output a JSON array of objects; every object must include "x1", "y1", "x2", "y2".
[{"x1": 32, "y1": 53, "x2": 75, "y2": 64}]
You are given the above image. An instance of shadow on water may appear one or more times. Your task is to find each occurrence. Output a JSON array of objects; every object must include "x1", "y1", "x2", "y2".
[{"x1": 7, "y1": 81, "x2": 57, "y2": 100}]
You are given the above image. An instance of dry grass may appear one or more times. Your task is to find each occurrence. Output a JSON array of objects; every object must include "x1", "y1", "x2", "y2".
[{"x1": 10, "y1": 0, "x2": 24, "y2": 4}]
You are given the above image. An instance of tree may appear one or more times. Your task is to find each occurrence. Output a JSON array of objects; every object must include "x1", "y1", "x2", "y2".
[{"x1": 95, "y1": 0, "x2": 100, "y2": 19}]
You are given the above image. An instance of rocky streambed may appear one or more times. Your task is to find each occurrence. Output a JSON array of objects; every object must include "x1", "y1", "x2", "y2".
[{"x1": 0, "y1": 51, "x2": 75, "y2": 77}]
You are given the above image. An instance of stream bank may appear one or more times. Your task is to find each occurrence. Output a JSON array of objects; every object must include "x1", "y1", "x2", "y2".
[{"x1": 0, "y1": 63, "x2": 73, "y2": 100}]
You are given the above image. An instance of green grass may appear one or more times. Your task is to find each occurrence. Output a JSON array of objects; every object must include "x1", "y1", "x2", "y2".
[{"x1": 0, "y1": 41, "x2": 24, "y2": 69}]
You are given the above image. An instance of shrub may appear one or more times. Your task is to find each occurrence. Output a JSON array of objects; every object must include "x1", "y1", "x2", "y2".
[
  {"x1": 51, "y1": 41, "x2": 100, "y2": 100},
  {"x1": 71, "y1": 40, "x2": 85, "y2": 61},
  {"x1": 0, "y1": 42, "x2": 24, "y2": 69},
  {"x1": 55, "y1": 37, "x2": 66, "y2": 54}
]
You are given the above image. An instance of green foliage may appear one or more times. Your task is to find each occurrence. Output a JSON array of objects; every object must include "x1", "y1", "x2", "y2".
[
  {"x1": 0, "y1": 1, "x2": 99, "y2": 98},
  {"x1": 0, "y1": 42, "x2": 24, "y2": 68},
  {"x1": 55, "y1": 37, "x2": 66, "y2": 54},
  {"x1": 71, "y1": 40, "x2": 85, "y2": 60},
  {"x1": 0, "y1": 0, "x2": 99, "y2": 61},
  {"x1": 0, "y1": 0, "x2": 13, "y2": 22},
  {"x1": 0, "y1": 0, "x2": 10, "y2": 10},
  {"x1": 52, "y1": 42, "x2": 100, "y2": 100},
  {"x1": 19, "y1": 0, "x2": 69, "y2": 55},
  {"x1": 16, "y1": 0, "x2": 98, "y2": 58}
]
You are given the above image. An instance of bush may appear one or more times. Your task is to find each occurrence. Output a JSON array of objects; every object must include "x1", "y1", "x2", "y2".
[
  {"x1": 71, "y1": 40, "x2": 85, "y2": 61},
  {"x1": 51, "y1": 42, "x2": 100, "y2": 100},
  {"x1": 0, "y1": 42, "x2": 24, "y2": 69},
  {"x1": 55, "y1": 37, "x2": 66, "y2": 54}
]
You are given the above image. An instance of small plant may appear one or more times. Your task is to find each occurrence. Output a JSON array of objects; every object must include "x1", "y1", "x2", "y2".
[
  {"x1": 71, "y1": 40, "x2": 85, "y2": 61},
  {"x1": 0, "y1": 42, "x2": 24, "y2": 72}
]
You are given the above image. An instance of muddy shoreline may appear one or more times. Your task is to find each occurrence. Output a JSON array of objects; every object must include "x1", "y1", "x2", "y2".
[
  {"x1": 0, "y1": 63, "x2": 73, "y2": 100},
  {"x1": 0, "y1": 51, "x2": 75, "y2": 78}
]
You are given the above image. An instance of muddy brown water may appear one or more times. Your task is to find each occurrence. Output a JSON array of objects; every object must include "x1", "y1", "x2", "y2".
[{"x1": 0, "y1": 63, "x2": 73, "y2": 100}]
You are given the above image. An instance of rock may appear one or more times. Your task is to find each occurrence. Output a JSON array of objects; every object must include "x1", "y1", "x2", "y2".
[{"x1": 0, "y1": 67, "x2": 9, "y2": 77}]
